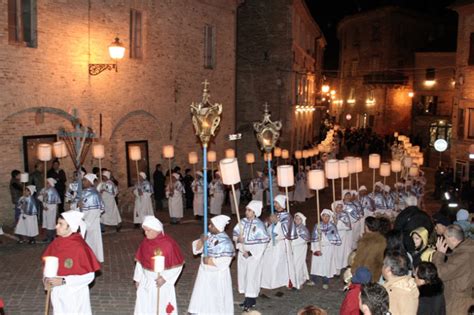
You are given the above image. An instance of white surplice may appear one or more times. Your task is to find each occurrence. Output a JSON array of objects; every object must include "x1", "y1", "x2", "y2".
[
  {"x1": 83, "y1": 210, "x2": 104, "y2": 263},
  {"x1": 15, "y1": 214, "x2": 39, "y2": 237},
  {"x1": 334, "y1": 220, "x2": 352, "y2": 270},
  {"x1": 293, "y1": 178, "x2": 306, "y2": 202},
  {"x1": 51, "y1": 272, "x2": 95, "y2": 315},
  {"x1": 291, "y1": 236, "x2": 310, "y2": 289},
  {"x1": 133, "y1": 262, "x2": 183, "y2": 315},
  {"x1": 209, "y1": 182, "x2": 224, "y2": 215},
  {"x1": 42, "y1": 204, "x2": 57, "y2": 230},
  {"x1": 188, "y1": 240, "x2": 234, "y2": 315},
  {"x1": 133, "y1": 191, "x2": 154, "y2": 224},
  {"x1": 100, "y1": 188, "x2": 121, "y2": 226},
  {"x1": 310, "y1": 233, "x2": 338, "y2": 278},
  {"x1": 235, "y1": 242, "x2": 267, "y2": 298},
  {"x1": 168, "y1": 190, "x2": 184, "y2": 219}
]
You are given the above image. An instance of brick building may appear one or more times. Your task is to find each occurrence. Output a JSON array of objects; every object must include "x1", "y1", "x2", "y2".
[
  {"x1": 450, "y1": 0, "x2": 474, "y2": 182},
  {"x1": 236, "y1": 0, "x2": 326, "y2": 178},
  {"x1": 335, "y1": 6, "x2": 437, "y2": 134},
  {"x1": 0, "y1": 0, "x2": 238, "y2": 224}
]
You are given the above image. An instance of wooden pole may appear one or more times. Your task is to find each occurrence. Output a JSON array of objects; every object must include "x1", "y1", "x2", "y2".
[
  {"x1": 44, "y1": 285, "x2": 51, "y2": 315},
  {"x1": 250, "y1": 163, "x2": 254, "y2": 179},
  {"x1": 316, "y1": 189, "x2": 321, "y2": 247},
  {"x1": 168, "y1": 158, "x2": 172, "y2": 216},
  {"x1": 340, "y1": 177, "x2": 344, "y2": 199},
  {"x1": 231, "y1": 184, "x2": 242, "y2": 235},
  {"x1": 44, "y1": 161, "x2": 47, "y2": 190},
  {"x1": 285, "y1": 186, "x2": 290, "y2": 214},
  {"x1": 99, "y1": 158, "x2": 102, "y2": 183},
  {"x1": 156, "y1": 272, "x2": 160, "y2": 315},
  {"x1": 356, "y1": 172, "x2": 359, "y2": 189},
  {"x1": 332, "y1": 179, "x2": 336, "y2": 203},
  {"x1": 349, "y1": 174, "x2": 352, "y2": 190},
  {"x1": 372, "y1": 168, "x2": 375, "y2": 193},
  {"x1": 135, "y1": 160, "x2": 140, "y2": 187}
]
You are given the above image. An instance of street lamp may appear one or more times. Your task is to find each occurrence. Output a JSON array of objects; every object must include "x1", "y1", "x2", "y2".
[{"x1": 89, "y1": 37, "x2": 126, "y2": 75}]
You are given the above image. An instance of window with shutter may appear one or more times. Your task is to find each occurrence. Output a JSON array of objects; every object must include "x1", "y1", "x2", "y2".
[
  {"x1": 469, "y1": 33, "x2": 474, "y2": 66},
  {"x1": 130, "y1": 9, "x2": 143, "y2": 59},
  {"x1": 8, "y1": 0, "x2": 37, "y2": 47},
  {"x1": 204, "y1": 24, "x2": 216, "y2": 69}
]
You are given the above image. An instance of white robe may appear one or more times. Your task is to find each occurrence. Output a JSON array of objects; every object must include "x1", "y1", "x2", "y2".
[
  {"x1": 168, "y1": 191, "x2": 184, "y2": 219},
  {"x1": 15, "y1": 214, "x2": 38, "y2": 237},
  {"x1": 210, "y1": 188, "x2": 224, "y2": 215},
  {"x1": 133, "y1": 262, "x2": 183, "y2": 315},
  {"x1": 193, "y1": 192, "x2": 204, "y2": 216},
  {"x1": 291, "y1": 236, "x2": 309, "y2": 289},
  {"x1": 42, "y1": 204, "x2": 57, "y2": 230},
  {"x1": 134, "y1": 191, "x2": 154, "y2": 224},
  {"x1": 351, "y1": 219, "x2": 363, "y2": 250},
  {"x1": 51, "y1": 272, "x2": 95, "y2": 315},
  {"x1": 334, "y1": 220, "x2": 352, "y2": 270},
  {"x1": 310, "y1": 233, "x2": 338, "y2": 278},
  {"x1": 83, "y1": 210, "x2": 104, "y2": 263},
  {"x1": 260, "y1": 223, "x2": 297, "y2": 289},
  {"x1": 100, "y1": 191, "x2": 121, "y2": 226},
  {"x1": 188, "y1": 240, "x2": 234, "y2": 315},
  {"x1": 235, "y1": 242, "x2": 266, "y2": 298},
  {"x1": 229, "y1": 189, "x2": 240, "y2": 214}
]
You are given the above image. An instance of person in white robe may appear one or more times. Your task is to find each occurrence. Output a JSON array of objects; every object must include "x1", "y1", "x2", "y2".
[
  {"x1": 38, "y1": 178, "x2": 61, "y2": 243},
  {"x1": 309, "y1": 209, "x2": 342, "y2": 289},
  {"x1": 233, "y1": 201, "x2": 270, "y2": 311},
  {"x1": 99, "y1": 171, "x2": 122, "y2": 231},
  {"x1": 342, "y1": 190, "x2": 362, "y2": 249},
  {"x1": 42, "y1": 210, "x2": 100, "y2": 315},
  {"x1": 292, "y1": 212, "x2": 310, "y2": 289},
  {"x1": 261, "y1": 194, "x2": 298, "y2": 289},
  {"x1": 188, "y1": 215, "x2": 235, "y2": 315},
  {"x1": 249, "y1": 171, "x2": 264, "y2": 201},
  {"x1": 370, "y1": 182, "x2": 386, "y2": 216},
  {"x1": 192, "y1": 171, "x2": 204, "y2": 218},
  {"x1": 80, "y1": 174, "x2": 105, "y2": 263},
  {"x1": 133, "y1": 172, "x2": 154, "y2": 226},
  {"x1": 15, "y1": 185, "x2": 39, "y2": 244},
  {"x1": 133, "y1": 216, "x2": 184, "y2": 315},
  {"x1": 166, "y1": 173, "x2": 184, "y2": 224},
  {"x1": 332, "y1": 201, "x2": 352, "y2": 273},
  {"x1": 209, "y1": 171, "x2": 225, "y2": 215},
  {"x1": 293, "y1": 166, "x2": 306, "y2": 203},
  {"x1": 229, "y1": 183, "x2": 241, "y2": 215},
  {"x1": 64, "y1": 170, "x2": 84, "y2": 211}
]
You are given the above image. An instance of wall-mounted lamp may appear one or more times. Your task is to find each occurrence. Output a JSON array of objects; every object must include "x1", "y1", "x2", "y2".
[{"x1": 89, "y1": 37, "x2": 125, "y2": 76}]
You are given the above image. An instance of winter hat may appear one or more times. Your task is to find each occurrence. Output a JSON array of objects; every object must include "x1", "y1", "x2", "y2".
[
  {"x1": 84, "y1": 173, "x2": 97, "y2": 185},
  {"x1": 139, "y1": 172, "x2": 147, "y2": 179},
  {"x1": 47, "y1": 178, "x2": 57, "y2": 187},
  {"x1": 26, "y1": 185, "x2": 36, "y2": 195},
  {"x1": 142, "y1": 216, "x2": 164, "y2": 232},
  {"x1": 274, "y1": 194, "x2": 287, "y2": 209},
  {"x1": 351, "y1": 267, "x2": 372, "y2": 285},
  {"x1": 321, "y1": 208, "x2": 334, "y2": 219},
  {"x1": 102, "y1": 171, "x2": 111, "y2": 179},
  {"x1": 62, "y1": 210, "x2": 87, "y2": 238},
  {"x1": 246, "y1": 200, "x2": 263, "y2": 217},
  {"x1": 358, "y1": 185, "x2": 367, "y2": 191},
  {"x1": 433, "y1": 212, "x2": 451, "y2": 227},
  {"x1": 294, "y1": 212, "x2": 307, "y2": 225},
  {"x1": 456, "y1": 209, "x2": 469, "y2": 221},
  {"x1": 211, "y1": 215, "x2": 231, "y2": 232}
]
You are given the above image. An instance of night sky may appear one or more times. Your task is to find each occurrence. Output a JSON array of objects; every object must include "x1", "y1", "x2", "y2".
[{"x1": 305, "y1": 0, "x2": 458, "y2": 70}]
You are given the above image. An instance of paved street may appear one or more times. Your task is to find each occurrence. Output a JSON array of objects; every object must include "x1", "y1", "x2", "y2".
[{"x1": 0, "y1": 164, "x2": 438, "y2": 315}]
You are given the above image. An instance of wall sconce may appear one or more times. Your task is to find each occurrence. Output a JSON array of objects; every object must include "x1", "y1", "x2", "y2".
[{"x1": 88, "y1": 37, "x2": 125, "y2": 76}]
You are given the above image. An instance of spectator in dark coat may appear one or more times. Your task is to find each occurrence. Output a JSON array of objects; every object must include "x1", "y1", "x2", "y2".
[
  {"x1": 394, "y1": 206, "x2": 433, "y2": 252},
  {"x1": 47, "y1": 159, "x2": 67, "y2": 213},
  {"x1": 9, "y1": 169, "x2": 22, "y2": 224},
  {"x1": 183, "y1": 169, "x2": 194, "y2": 210},
  {"x1": 415, "y1": 262, "x2": 446, "y2": 315},
  {"x1": 153, "y1": 164, "x2": 165, "y2": 211}
]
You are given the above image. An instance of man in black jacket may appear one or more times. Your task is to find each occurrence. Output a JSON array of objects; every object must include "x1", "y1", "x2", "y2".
[
  {"x1": 47, "y1": 159, "x2": 67, "y2": 213},
  {"x1": 153, "y1": 164, "x2": 165, "y2": 211}
]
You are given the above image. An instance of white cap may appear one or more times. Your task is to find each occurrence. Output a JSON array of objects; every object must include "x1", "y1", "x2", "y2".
[
  {"x1": 375, "y1": 181, "x2": 384, "y2": 188},
  {"x1": 404, "y1": 195, "x2": 418, "y2": 207},
  {"x1": 211, "y1": 215, "x2": 231, "y2": 232},
  {"x1": 102, "y1": 171, "x2": 111, "y2": 179},
  {"x1": 172, "y1": 173, "x2": 180, "y2": 180},
  {"x1": 139, "y1": 172, "x2": 147, "y2": 179},
  {"x1": 342, "y1": 189, "x2": 352, "y2": 198},
  {"x1": 62, "y1": 210, "x2": 87, "y2": 238},
  {"x1": 274, "y1": 194, "x2": 287, "y2": 209},
  {"x1": 331, "y1": 200, "x2": 344, "y2": 212},
  {"x1": 294, "y1": 212, "x2": 307, "y2": 225},
  {"x1": 142, "y1": 215, "x2": 164, "y2": 232},
  {"x1": 47, "y1": 178, "x2": 57, "y2": 187},
  {"x1": 358, "y1": 185, "x2": 367, "y2": 191},
  {"x1": 84, "y1": 173, "x2": 97, "y2": 185},
  {"x1": 383, "y1": 185, "x2": 391, "y2": 192},
  {"x1": 321, "y1": 208, "x2": 334, "y2": 219},
  {"x1": 26, "y1": 185, "x2": 36, "y2": 194},
  {"x1": 196, "y1": 171, "x2": 203, "y2": 177},
  {"x1": 394, "y1": 182, "x2": 404, "y2": 187},
  {"x1": 246, "y1": 200, "x2": 263, "y2": 217}
]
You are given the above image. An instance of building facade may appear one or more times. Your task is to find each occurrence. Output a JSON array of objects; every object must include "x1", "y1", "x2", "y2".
[
  {"x1": 236, "y1": 0, "x2": 326, "y2": 178},
  {"x1": 0, "y1": 0, "x2": 238, "y2": 224},
  {"x1": 335, "y1": 6, "x2": 436, "y2": 134},
  {"x1": 451, "y1": 1, "x2": 474, "y2": 182}
]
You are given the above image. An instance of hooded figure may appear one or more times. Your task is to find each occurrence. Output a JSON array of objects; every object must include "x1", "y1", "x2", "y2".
[
  {"x1": 293, "y1": 166, "x2": 307, "y2": 203},
  {"x1": 410, "y1": 227, "x2": 435, "y2": 268},
  {"x1": 332, "y1": 200, "x2": 353, "y2": 272}
]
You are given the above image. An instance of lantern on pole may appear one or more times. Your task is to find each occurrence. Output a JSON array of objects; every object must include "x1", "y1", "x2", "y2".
[
  {"x1": 338, "y1": 160, "x2": 349, "y2": 198},
  {"x1": 190, "y1": 80, "x2": 222, "y2": 256},
  {"x1": 207, "y1": 150, "x2": 217, "y2": 179},
  {"x1": 369, "y1": 154, "x2": 381, "y2": 192},
  {"x1": 53, "y1": 141, "x2": 68, "y2": 159},
  {"x1": 245, "y1": 153, "x2": 255, "y2": 178},
  {"x1": 295, "y1": 150, "x2": 302, "y2": 170},
  {"x1": 277, "y1": 165, "x2": 294, "y2": 213},
  {"x1": 92, "y1": 143, "x2": 105, "y2": 182},
  {"x1": 163, "y1": 144, "x2": 175, "y2": 192},
  {"x1": 345, "y1": 156, "x2": 356, "y2": 190},
  {"x1": 391, "y1": 159, "x2": 402, "y2": 183},
  {"x1": 129, "y1": 145, "x2": 142, "y2": 185},
  {"x1": 225, "y1": 148, "x2": 235, "y2": 159},
  {"x1": 281, "y1": 149, "x2": 289, "y2": 161},
  {"x1": 274, "y1": 147, "x2": 282, "y2": 165},
  {"x1": 220, "y1": 158, "x2": 243, "y2": 233},
  {"x1": 253, "y1": 103, "x2": 282, "y2": 245},
  {"x1": 308, "y1": 169, "x2": 325, "y2": 238},
  {"x1": 403, "y1": 156, "x2": 412, "y2": 180},
  {"x1": 325, "y1": 159, "x2": 339, "y2": 203},
  {"x1": 38, "y1": 144, "x2": 52, "y2": 188},
  {"x1": 380, "y1": 162, "x2": 391, "y2": 185},
  {"x1": 188, "y1": 151, "x2": 198, "y2": 177},
  {"x1": 355, "y1": 157, "x2": 363, "y2": 188}
]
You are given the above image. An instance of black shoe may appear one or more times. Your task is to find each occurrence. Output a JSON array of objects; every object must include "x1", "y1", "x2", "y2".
[
  {"x1": 28, "y1": 239, "x2": 36, "y2": 244},
  {"x1": 134, "y1": 224, "x2": 140, "y2": 229},
  {"x1": 116, "y1": 224, "x2": 122, "y2": 232}
]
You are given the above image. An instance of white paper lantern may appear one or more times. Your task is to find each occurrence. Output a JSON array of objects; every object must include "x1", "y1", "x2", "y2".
[
  {"x1": 344, "y1": 157, "x2": 356, "y2": 174},
  {"x1": 207, "y1": 150, "x2": 217, "y2": 162},
  {"x1": 188, "y1": 152, "x2": 198, "y2": 165},
  {"x1": 403, "y1": 157, "x2": 412, "y2": 168},
  {"x1": 274, "y1": 147, "x2": 282, "y2": 157},
  {"x1": 369, "y1": 154, "x2": 381, "y2": 169},
  {"x1": 380, "y1": 162, "x2": 391, "y2": 177},
  {"x1": 281, "y1": 149, "x2": 289, "y2": 159},
  {"x1": 43, "y1": 256, "x2": 59, "y2": 278},
  {"x1": 277, "y1": 165, "x2": 294, "y2": 187},
  {"x1": 295, "y1": 150, "x2": 302, "y2": 159},
  {"x1": 391, "y1": 160, "x2": 402, "y2": 173},
  {"x1": 302, "y1": 150, "x2": 309, "y2": 159},
  {"x1": 355, "y1": 157, "x2": 363, "y2": 173},
  {"x1": 153, "y1": 255, "x2": 165, "y2": 273},
  {"x1": 129, "y1": 146, "x2": 141, "y2": 161},
  {"x1": 394, "y1": 132, "x2": 399, "y2": 137},
  {"x1": 20, "y1": 173, "x2": 29, "y2": 183},
  {"x1": 225, "y1": 148, "x2": 235, "y2": 159},
  {"x1": 264, "y1": 152, "x2": 272, "y2": 161},
  {"x1": 325, "y1": 159, "x2": 339, "y2": 179},
  {"x1": 163, "y1": 145, "x2": 174, "y2": 159},
  {"x1": 219, "y1": 158, "x2": 241, "y2": 185},
  {"x1": 92, "y1": 143, "x2": 105, "y2": 159},
  {"x1": 308, "y1": 169, "x2": 325, "y2": 190},
  {"x1": 37, "y1": 144, "x2": 52, "y2": 162},
  {"x1": 317, "y1": 144, "x2": 324, "y2": 152},
  {"x1": 409, "y1": 165, "x2": 419, "y2": 177},
  {"x1": 338, "y1": 160, "x2": 349, "y2": 178},
  {"x1": 53, "y1": 141, "x2": 68, "y2": 158},
  {"x1": 245, "y1": 153, "x2": 255, "y2": 164}
]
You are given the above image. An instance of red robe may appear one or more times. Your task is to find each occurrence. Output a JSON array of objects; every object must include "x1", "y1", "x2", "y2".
[
  {"x1": 135, "y1": 233, "x2": 184, "y2": 271},
  {"x1": 42, "y1": 233, "x2": 100, "y2": 276}
]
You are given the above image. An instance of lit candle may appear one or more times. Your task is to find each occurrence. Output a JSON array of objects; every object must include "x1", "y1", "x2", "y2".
[
  {"x1": 43, "y1": 256, "x2": 59, "y2": 278},
  {"x1": 153, "y1": 255, "x2": 165, "y2": 273}
]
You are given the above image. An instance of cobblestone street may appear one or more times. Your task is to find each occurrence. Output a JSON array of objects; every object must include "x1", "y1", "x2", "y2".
[{"x1": 0, "y1": 165, "x2": 437, "y2": 315}]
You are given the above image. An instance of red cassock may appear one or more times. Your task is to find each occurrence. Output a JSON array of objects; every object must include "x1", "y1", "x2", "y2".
[
  {"x1": 135, "y1": 233, "x2": 184, "y2": 271},
  {"x1": 42, "y1": 233, "x2": 101, "y2": 276}
]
